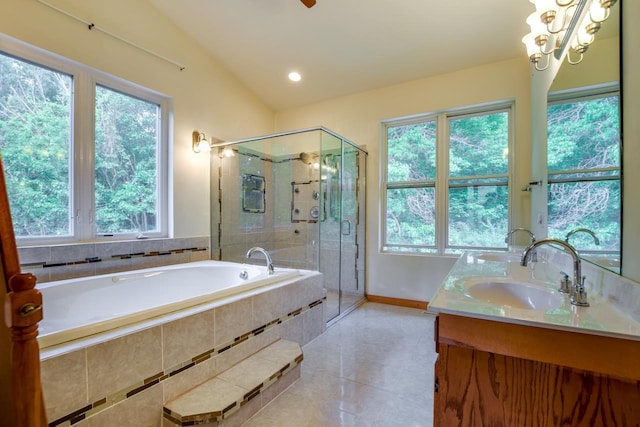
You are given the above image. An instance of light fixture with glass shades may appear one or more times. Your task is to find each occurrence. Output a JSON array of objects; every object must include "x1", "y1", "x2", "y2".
[
  {"x1": 192, "y1": 131, "x2": 211, "y2": 153},
  {"x1": 218, "y1": 146, "x2": 235, "y2": 158},
  {"x1": 522, "y1": 0, "x2": 617, "y2": 71},
  {"x1": 192, "y1": 130, "x2": 229, "y2": 154}
]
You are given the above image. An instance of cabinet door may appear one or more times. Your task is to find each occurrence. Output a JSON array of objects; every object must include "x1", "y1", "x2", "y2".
[{"x1": 433, "y1": 354, "x2": 440, "y2": 427}]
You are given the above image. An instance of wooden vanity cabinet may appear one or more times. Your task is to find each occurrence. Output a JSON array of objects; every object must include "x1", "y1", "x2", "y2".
[{"x1": 433, "y1": 314, "x2": 640, "y2": 426}]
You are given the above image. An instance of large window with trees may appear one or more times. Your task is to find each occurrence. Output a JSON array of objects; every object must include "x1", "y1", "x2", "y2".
[
  {"x1": 382, "y1": 103, "x2": 512, "y2": 254},
  {"x1": 547, "y1": 85, "x2": 620, "y2": 254},
  {"x1": 0, "y1": 39, "x2": 169, "y2": 243}
]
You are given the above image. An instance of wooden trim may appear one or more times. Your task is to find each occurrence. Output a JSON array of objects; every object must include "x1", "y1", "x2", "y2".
[
  {"x1": 0, "y1": 157, "x2": 47, "y2": 426},
  {"x1": 438, "y1": 313, "x2": 640, "y2": 381},
  {"x1": 367, "y1": 294, "x2": 428, "y2": 310}
]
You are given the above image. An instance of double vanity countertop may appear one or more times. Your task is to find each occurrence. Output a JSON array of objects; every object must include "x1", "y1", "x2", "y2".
[{"x1": 428, "y1": 251, "x2": 640, "y2": 342}]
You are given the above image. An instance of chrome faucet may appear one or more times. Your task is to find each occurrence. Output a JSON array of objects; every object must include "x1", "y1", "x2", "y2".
[
  {"x1": 505, "y1": 228, "x2": 536, "y2": 246},
  {"x1": 520, "y1": 238, "x2": 589, "y2": 307},
  {"x1": 565, "y1": 228, "x2": 600, "y2": 246},
  {"x1": 246, "y1": 247, "x2": 274, "y2": 275}
]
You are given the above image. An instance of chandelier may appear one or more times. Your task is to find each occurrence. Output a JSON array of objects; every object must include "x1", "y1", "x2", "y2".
[{"x1": 522, "y1": 0, "x2": 617, "y2": 71}]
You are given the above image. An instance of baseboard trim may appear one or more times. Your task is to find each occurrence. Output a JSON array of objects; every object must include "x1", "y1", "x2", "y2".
[{"x1": 366, "y1": 295, "x2": 428, "y2": 310}]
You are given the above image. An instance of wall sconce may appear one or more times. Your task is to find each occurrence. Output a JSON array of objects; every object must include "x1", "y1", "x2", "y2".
[
  {"x1": 522, "y1": 0, "x2": 617, "y2": 71},
  {"x1": 192, "y1": 131, "x2": 211, "y2": 153},
  {"x1": 218, "y1": 146, "x2": 235, "y2": 158}
]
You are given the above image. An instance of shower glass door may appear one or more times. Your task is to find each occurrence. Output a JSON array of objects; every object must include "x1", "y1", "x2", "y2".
[
  {"x1": 339, "y1": 143, "x2": 364, "y2": 314},
  {"x1": 320, "y1": 134, "x2": 367, "y2": 321},
  {"x1": 320, "y1": 133, "x2": 342, "y2": 321}
]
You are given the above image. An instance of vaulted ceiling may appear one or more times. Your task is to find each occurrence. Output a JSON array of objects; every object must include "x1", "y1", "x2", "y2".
[{"x1": 147, "y1": 1, "x2": 537, "y2": 110}]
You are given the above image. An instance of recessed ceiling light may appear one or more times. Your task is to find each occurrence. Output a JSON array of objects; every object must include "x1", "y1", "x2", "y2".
[{"x1": 288, "y1": 71, "x2": 301, "y2": 82}]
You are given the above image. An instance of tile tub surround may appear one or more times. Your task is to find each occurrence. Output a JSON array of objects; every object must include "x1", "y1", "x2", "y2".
[
  {"x1": 40, "y1": 271, "x2": 325, "y2": 427},
  {"x1": 19, "y1": 236, "x2": 211, "y2": 283},
  {"x1": 163, "y1": 339, "x2": 303, "y2": 426}
]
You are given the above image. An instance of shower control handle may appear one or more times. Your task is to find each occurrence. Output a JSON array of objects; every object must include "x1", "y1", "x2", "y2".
[{"x1": 342, "y1": 219, "x2": 351, "y2": 235}]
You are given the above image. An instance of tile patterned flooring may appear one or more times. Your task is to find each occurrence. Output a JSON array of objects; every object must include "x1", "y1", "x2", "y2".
[{"x1": 243, "y1": 302, "x2": 437, "y2": 427}]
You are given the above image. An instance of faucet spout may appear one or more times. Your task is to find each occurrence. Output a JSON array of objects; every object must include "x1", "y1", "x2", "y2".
[
  {"x1": 246, "y1": 247, "x2": 274, "y2": 275},
  {"x1": 505, "y1": 228, "x2": 535, "y2": 246},
  {"x1": 565, "y1": 228, "x2": 600, "y2": 246},
  {"x1": 520, "y1": 238, "x2": 589, "y2": 307}
]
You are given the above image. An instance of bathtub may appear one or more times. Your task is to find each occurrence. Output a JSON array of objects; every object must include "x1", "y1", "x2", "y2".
[{"x1": 37, "y1": 260, "x2": 300, "y2": 349}]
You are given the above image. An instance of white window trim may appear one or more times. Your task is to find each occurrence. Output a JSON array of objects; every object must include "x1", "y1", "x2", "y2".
[
  {"x1": 0, "y1": 33, "x2": 171, "y2": 245},
  {"x1": 380, "y1": 100, "x2": 515, "y2": 256}
]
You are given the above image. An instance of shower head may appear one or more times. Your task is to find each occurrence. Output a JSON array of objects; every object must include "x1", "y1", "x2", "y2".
[{"x1": 299, "y1": 152, "x2": 316, "y2": 164}]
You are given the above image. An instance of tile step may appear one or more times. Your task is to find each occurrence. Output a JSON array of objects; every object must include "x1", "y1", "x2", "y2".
[{"x1": 163, "y1": 339, "x2": 303, "y2": 426}]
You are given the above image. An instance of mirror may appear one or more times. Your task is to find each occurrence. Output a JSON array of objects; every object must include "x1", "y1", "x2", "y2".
[{"x1": 546, "y1": 2, "x2": 621, "y2": 274}]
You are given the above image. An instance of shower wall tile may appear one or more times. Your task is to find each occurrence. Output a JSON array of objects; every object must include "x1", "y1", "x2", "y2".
[
  {"x1": 87, "y1": 326, "x2": 163, "y2": 401},
  {"x1": 41, "y1": 348, "x2": 88, "y2": 421}
]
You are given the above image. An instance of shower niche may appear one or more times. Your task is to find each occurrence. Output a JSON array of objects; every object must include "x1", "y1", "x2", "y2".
[{"x1": 212, "y1": 128, "x2": 367, "y2": 322}]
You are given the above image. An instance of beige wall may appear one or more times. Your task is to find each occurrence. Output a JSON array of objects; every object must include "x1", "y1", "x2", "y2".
[
  {"x1": 0, "y1": 0, "x2": 276, "y2": 239},
  {"x1": 275, "y1": 58, "x2": 532, "y2": 301}
]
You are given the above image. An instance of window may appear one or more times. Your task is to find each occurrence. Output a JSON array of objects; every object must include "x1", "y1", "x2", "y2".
[
  {"x1": 382, "y1": 103, "x2": 512, "y2": 254},
  {"x1": 0, "y1": 39, "x2": 169, "y2": 243},
  {"x1": 547, "y1": 85, "x2": 620, "y2": 253}
]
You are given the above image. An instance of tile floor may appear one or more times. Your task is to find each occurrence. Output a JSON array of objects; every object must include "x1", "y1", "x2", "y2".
[{"x1": 243, "y1": 302, "x2": 437, "y2": 427}]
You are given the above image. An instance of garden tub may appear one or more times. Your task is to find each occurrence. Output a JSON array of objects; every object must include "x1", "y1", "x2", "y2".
[{"x1": 37, "y1": 260, "x2": 299, "y2": 348}]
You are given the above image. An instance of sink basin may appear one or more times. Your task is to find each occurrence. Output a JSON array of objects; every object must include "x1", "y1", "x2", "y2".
[
  {"x1": 472, "y1": 252, "x2": 522, "y2": 263},
  {"x1": 465, "y1": 278, "x2": 564, "y2": 310}
]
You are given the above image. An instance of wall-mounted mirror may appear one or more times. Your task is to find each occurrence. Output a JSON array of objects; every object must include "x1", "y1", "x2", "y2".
[{"x1": 545, "y1": 1, "x2": 621, "y2": 274}]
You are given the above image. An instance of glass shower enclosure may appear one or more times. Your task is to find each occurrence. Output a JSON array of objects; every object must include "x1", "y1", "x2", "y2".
[{"x1": 211, "y1": 127, "x2": 367, "y2": 322}]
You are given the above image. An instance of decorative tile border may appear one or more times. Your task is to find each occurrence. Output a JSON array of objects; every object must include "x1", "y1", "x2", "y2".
[
  {"x1": 162, "y1": 348, "x2": 303, "y2": 426},
  {"x1": 21, "y1": 246, "x2": 208, "y2": 270},
  {"x1": 48, "y1": 298, "x2": 324, "y2": 427}
]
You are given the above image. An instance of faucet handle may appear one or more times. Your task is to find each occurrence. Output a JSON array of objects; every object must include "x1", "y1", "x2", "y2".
[
  {"x1": 559, "y1": 272, "x2": 571, "y2": 293},
  {"x1": 570, "y1": 275, "x2": 590, "y2": 307}
]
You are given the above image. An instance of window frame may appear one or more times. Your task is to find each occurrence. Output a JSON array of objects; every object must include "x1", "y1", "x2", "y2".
[
  {"x1": 381, "y1": 101, "x2": 514, "y2": 256},
  {"x1": 0, "y1": 34, "x2": 170, "y2": 245}
]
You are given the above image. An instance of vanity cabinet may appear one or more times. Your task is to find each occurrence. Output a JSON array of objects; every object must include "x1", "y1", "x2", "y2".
[{"x1": 433, "y1": 314, "x2": 640, "y2": 426}]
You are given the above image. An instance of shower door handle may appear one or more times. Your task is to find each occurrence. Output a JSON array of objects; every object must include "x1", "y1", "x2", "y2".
[{"x1": 341, "y1": 219, "x2": 351, "y2": 235}]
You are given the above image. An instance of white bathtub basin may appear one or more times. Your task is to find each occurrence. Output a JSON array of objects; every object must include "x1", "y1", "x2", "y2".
[{"x1": 465, "y1": 278, "x2": 564, "y2": 310}]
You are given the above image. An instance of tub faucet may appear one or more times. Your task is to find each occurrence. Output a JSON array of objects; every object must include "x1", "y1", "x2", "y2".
[
  {"x1": 505, "y1": 228, "x2": 535, "y2": 246},
  {"x1": 520, "y1": 238, "x2": 589, "y2": 307},
  {"x1": 565, "y1": 228, "x2": 600, "y2": 246},
  {"x1": 246, "y1": 247, "x2": 274, "y2": 275}
]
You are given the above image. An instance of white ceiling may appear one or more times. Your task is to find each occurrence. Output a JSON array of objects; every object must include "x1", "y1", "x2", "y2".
[{"x1": 147, "y1": 0, "x2": 537, "y2": 110}]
